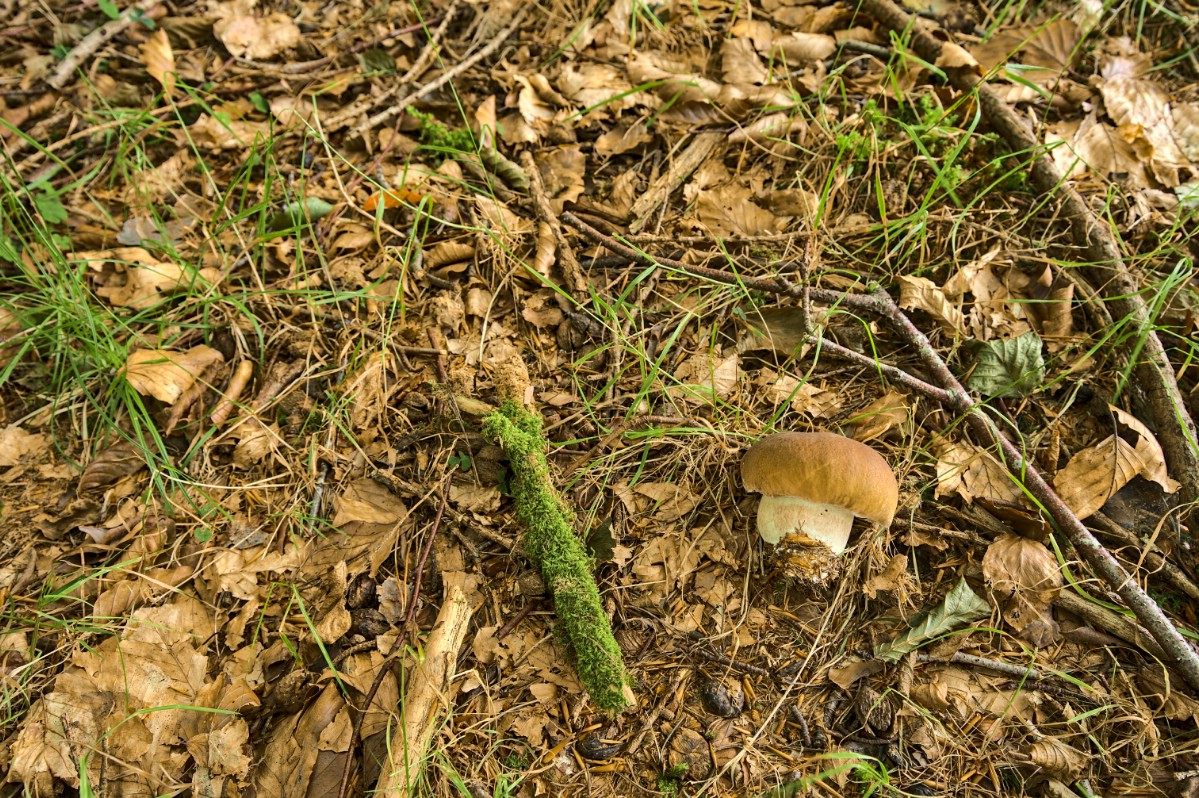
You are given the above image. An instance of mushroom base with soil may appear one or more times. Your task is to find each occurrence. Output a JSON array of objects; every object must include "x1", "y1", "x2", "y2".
[{"x1": 756, "y1": 495, "x2": 855, "y2": 551}]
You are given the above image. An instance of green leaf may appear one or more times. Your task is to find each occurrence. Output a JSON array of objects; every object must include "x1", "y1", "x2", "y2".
[
  {"x1": 874, "y1": 579, "x2": 990, "y2": 662},
  {"x1": 585, "y1": 517, "x2": 616, "y2": 562},
  {"x1": 967, "y1": 331, "x2": 1045, "y2": 398},
  {"x1": 249, "y1": 92, "x2": 270, "y2": 115},
  {"x1": 33, "y1": 190, "x2": 68, "y2": 225},
  {"x1": 97, "y1": 0, "x2": 121, "y2": 19},
  {"x1": 267, "y1": 198, "x2": 334, "y2": 232}
]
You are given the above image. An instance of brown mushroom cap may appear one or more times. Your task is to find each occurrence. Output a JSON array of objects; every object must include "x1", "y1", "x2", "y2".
[{"x1": 741, "y1": 432, "x2": 899, "y2": 527}]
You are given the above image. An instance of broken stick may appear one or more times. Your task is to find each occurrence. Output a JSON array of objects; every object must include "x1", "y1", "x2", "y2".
[{"x1": 376, "y1": 585, "x2": 472, "y2": 796}]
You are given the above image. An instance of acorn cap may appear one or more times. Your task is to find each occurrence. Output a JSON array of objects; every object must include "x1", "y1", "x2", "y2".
[{"x1": 741, "y1": 432, "x2": 898, "y2": 549}]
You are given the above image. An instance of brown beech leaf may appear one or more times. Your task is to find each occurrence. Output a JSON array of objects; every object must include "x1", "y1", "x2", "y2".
[
  {"x1": 982, "y1": 534, "x2": 1062, "y2": 633},
  {"x1": 897, "y1": 275, "x2": 965, "y2": 334},
  {"x1": 123, "y1": 346, "x2": 224, "y2": 405},
  {"x1": 78, "y1": 440, "x2": 147, "y2": 493},
  {"x1": 140, "y1": 29, "x2": 175, "y2": 96},
  {"x1": 848, "y1": 391, "x2": 910, "y2": 443},
  {"x1": 1052, "y1": 408, "x2": 1178, "y2": 521}
]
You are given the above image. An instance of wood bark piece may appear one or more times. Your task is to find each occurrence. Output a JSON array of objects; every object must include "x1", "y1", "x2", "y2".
[
  {"x1": 48, "y1": 0, "x2": 162, "y2": 89},
  {"x1": 860, "y1": 0, "x2": 1199, "y2": 505},
  {"x1": 376, "y1": 585, "x2": 472, "y2": 796},
  {"x1": 629, "y1": 131, "x2": 725, "y2": 233}
]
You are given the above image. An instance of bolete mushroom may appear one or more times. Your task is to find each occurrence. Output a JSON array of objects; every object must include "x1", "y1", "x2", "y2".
[{"x1": 741, "y1": 432, "x2": 898, "y2": 578}]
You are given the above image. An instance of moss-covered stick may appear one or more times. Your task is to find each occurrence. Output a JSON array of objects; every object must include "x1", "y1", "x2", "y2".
[{"x1": 482, "y1": 400, "x2": 633, "y2": 713}]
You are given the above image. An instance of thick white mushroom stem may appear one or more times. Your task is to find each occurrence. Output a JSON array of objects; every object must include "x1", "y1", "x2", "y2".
[{"x1": 756, "y1": 495, "x2": 856, "y2": 552}]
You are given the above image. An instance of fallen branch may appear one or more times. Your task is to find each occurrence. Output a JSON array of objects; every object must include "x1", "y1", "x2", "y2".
[
  {"x1": 482, "y1": 400, "x2": 634, "y2": 713},
  {"x1": 860, "y1": 0, "x2": 1199, "y2": 506},
  {"x1": 375, "y1": 584, "x2": 473, "y2": 796},
  {"x1": 48, "y1": 0, "x2": 162, "y2": 90},
  {"x1": 561, "y1": 213, "x2": 1199, "y2": 694}
]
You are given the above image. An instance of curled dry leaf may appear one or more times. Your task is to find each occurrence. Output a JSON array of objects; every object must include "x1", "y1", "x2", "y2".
[
  {"x1": 78, "y1": 440, "x2": 147, "y2": 493},
  {"x1": 124, "y1": 346, "x2": 224, "y2": 405},
  {"x1": 897, "y1": 275, "x2": 966, "y2": 335},
  {"x1": 140, "y1": 29, "x2": 175, "y2": 96},
  {"x1": 1027, "y1": 738, "x2": 1087, "y2": 781},
  {"x1": 982, "y1": 534, "x2": 1062, "y2": 633},
  {"x1": 1052, "y1": 405, "x2": 1179, "y2": 520}
]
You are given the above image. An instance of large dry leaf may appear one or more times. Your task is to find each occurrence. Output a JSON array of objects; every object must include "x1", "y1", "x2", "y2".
[
  {"x1": 8, "y1": 597, "x2": 215, "y2": 794},
  {"x1": 83, "y1": 246, "x2": 218, "y2": 308},
  {"x1": 897, "y1": 275, "x2": 965, "y2": 334},
  {"x1": 1053, "y1": 405, "x2": 1179, "y2": 520},
  {"x1": 123, "y1": 345, "x2": 224, "y2": 405},
  {"x1": 722, "y1": 36, "x2": 769, "y2": 85},
  {"x1": 773, "y1": 31, "x2": 837, "y2": 63},
  {"x1": 982, "y1": 534, "x2": 1062, "y2": 633},
  {"x1": 935, "y1": 441, "x2": 1026, "y2": 504},
  {"x1": 0, "y1": 424, "x2": 45, "y2": 467},
  {"x1": 970, "y1": 19, "x2": 1081, "y2": 82},
  {"x1": 140, "y1": 29, "x2": 175, "y2": 95},
  {"x1": 696, "y1": 186, "x2": 783, "y2": 236},
  {"x1": 1096, "y1": 41, "x2": 1189, "y2": 185},
  {"x1": 1047, "y1": 114, "x2": 1149, "y2": 185},
  {"x1": 847, "y1": 391, "x2": 910, "y2": 442},
  {"x1": 213, "y1": 1, "x2": 301, "y2": 60},
  {"x1": 669, "y1": 352, "x2": 740, "y2": 404}
]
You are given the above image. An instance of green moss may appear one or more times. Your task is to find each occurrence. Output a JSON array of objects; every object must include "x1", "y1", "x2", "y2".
[{"x1": 482, "y1": 401, "x2": 633, "y2": 713}]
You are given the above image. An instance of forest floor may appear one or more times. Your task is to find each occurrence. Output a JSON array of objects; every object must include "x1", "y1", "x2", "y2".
[{"x1": 3, "y1": 0, "x2": 1199, "y2": 796}]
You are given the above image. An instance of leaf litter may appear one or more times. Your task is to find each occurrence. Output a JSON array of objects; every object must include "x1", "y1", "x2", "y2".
[{"x1": 2, "y1": 0, "x2": 1199, "y2": 796}]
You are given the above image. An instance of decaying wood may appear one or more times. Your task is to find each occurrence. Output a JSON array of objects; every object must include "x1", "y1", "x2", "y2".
[
  {"x1": 376, "y1": 585, "x2": 472, "y2": 796},
  {"x1": 629, "y1": 132, "x2": 725, "y2": 233}
]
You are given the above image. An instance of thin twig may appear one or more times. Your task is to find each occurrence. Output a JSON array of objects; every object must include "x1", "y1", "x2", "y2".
[
  {"x1": 350, "y1": 4, "x2": 530, "y2": 135},
  {"x1": 47, "y1": 0, "x2": 161, "y2": 89}
]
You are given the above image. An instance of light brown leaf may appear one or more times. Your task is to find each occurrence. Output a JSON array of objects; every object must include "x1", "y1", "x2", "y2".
[
  {"x1": 1052, "y1": 406, "x2": 1178, "y2": 520},
  {"x1": 773, "y1": 32, "x2": 836, "y2": 63},
  {"x1": 982, "y1": 534, "x2": 1062, "y2": 632},
  {"x1": 140, "y1": 29, "x2": 175, "y2": 95},
  {"x1": 0, "y1": 424, "x2": 45, "y2": 467},
  {"x1": 848, "y1": 391, "x2": 910, "y2": 442},
  {"x1": 897, "y1": 275, "x2": 965, "y2": 334},
  {"x1": 214, "y1": 7, "x2": 301, "y2": 60},
  {"x1": 83, "y1": 247, "x2": 218, "y2": 308},
  {"x1": 124, "y1": 346, "x2": 224, "y2": 405},
  {"x1": 934, "y1": 442, "x2": 1025, "y2": 504}
]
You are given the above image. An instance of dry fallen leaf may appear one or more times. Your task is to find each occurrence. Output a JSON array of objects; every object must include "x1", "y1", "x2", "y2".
[
  {"x1": 213, "y1": 1, "x2": 302, "y2": 60},
  {"x1": 897, "y1": 275, "x2": 966, "y2": 334},
  {"x1": 848, "y1": 391, "x2": 910, "y2": 442},
  {"x1": 140, "y1": 29, "x2": 175, "y2": 96},
  {"x1": 982, "y1": 534, "x2": 1062, "y2": 633},
  {"x1": 935, "y1": 441, "x2": 1025, "y2": 504},
  {"x1": 1052, "y1": 405, "x2": 1179, "y2": 520},
  {"x1": 0, "y1": 424, "x2": 45, "y2": 467},
  {"x1": 123, "y1": 346, "x2": 224, "y2": 405}
]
